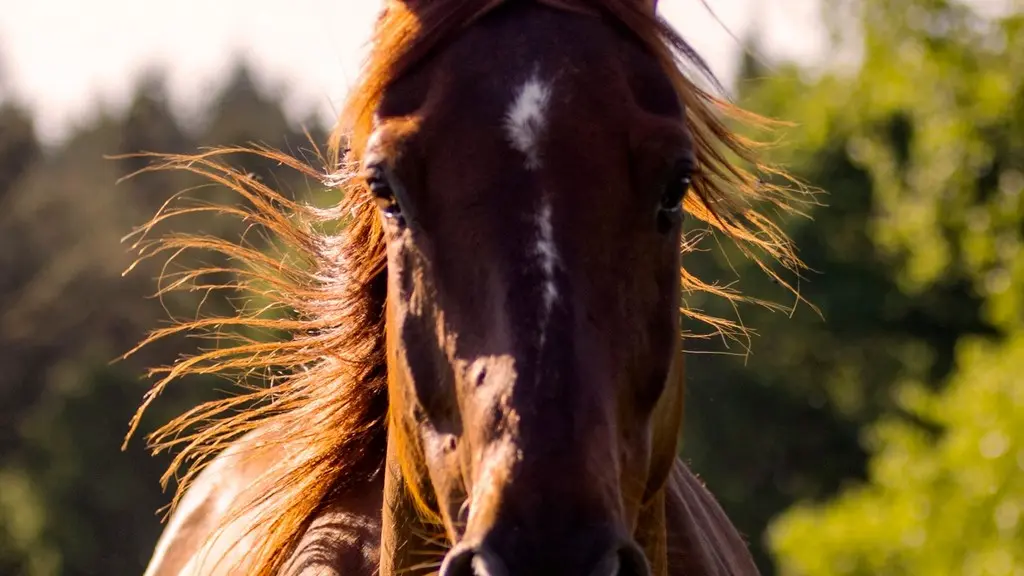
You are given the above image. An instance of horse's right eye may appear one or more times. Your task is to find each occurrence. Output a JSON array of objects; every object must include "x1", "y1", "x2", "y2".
[
  {"x1": 365, "y1": 166, "x2": 404, "y2": 224},
  {"x1": 366, "y1": 167, "x2": 392, "y2": 200}
]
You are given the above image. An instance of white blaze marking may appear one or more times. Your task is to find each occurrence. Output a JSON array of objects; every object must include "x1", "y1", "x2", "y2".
[
  {"x1": 505, "y1": 72, "x2": 552, "y2": 171},
  {"x1": 535, "y1": 198, "x2": 559, "y2": 345},
  {"x1": 505, "y1": 69, "x2": 560, "y2": 348}
]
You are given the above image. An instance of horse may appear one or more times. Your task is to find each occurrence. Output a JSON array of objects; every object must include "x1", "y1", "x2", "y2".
[{"x1": 119, "y1": 0, "x2": 811, "y2": 574}]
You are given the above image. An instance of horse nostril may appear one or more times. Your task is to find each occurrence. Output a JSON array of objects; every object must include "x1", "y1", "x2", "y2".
[
  {"x1": 588, "y1": 541, "x2": 651, "y2": 576},
  {"x1": 439, "y1": 542, "x2": 508, "y2": 576},
  {"x1": 615, "y1": 542, "x2": 652, "y2": 576}
]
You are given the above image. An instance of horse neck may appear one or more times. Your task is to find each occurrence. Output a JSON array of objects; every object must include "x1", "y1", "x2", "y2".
[{"x1": 379, "y1": 426, "x2": 446, "y2": 576}]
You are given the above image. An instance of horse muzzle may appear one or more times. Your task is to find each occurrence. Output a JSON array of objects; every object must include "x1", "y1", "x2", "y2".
[{"x1": 438, "y1": 533, "x2": 651, "y2": 576}]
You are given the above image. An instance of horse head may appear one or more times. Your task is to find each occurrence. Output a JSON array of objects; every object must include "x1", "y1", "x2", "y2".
[{"x1": 355, "y1": 2, "x2": 691, "y2": 573}]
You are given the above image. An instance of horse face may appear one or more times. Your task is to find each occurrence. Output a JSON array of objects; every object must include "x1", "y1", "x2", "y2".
[{"x1": 364, "y1": 5, "x2": 692, "y2": 574}]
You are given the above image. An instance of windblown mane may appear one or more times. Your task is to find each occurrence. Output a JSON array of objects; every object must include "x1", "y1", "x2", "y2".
[{"x1": 119, "y1": 1, "x2": 813, "y2": 574}]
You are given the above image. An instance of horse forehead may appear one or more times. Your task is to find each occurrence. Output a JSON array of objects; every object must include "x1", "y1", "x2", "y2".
[
  {"x1": 504, "y1": 70, "x2": 554, "y2": 172},
  {"x1": 435, "y1": 10, "x2": 623, "y2": 118}
]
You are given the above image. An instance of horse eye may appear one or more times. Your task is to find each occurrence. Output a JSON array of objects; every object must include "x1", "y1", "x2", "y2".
[
  {"x1": 656, "y1": 162, "x2": 692, "y2": 233},
  {"x1": 365, "y1": 166, "x2": 404, "y2": 225},
  {"x1": 661, "y1": 174, "x2": 691, "y2": 211}
]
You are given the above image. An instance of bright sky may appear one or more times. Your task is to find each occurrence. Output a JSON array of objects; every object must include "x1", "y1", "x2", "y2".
[{"x1": 1, "y1": 0, "x2": 831, "y2": 146}]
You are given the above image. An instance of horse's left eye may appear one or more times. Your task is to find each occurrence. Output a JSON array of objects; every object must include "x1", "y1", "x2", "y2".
[
  {"x1": 656, "y1": 161, "x2": 692, "y2": 233},
  {"x1": 661, "y1": 174, "x2": 691, "y2": 211}
]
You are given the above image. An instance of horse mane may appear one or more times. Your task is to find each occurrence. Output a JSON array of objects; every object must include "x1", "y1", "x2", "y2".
[{"x1": 119, "y1": 2, "x2": 814, "y2": 574}]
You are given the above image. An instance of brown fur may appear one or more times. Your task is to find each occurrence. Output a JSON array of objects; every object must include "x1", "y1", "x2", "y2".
[
  {"x1": 142, "y1": 436, "x2": 755, "y2": 575},
  {"x1": 120, "y1": 1, "x2": 814, "y2": 574}
]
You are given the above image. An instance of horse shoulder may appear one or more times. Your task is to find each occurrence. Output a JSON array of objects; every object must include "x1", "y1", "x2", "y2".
[
  {"x1": 143, "y1": 429, "x2": 282, "y2": 576},
  {"x1": 665, "y1": 458, "x2": 761, "y2": 576},
  {"x1": 142, "y1": 464, "x2": 220, "y2": 576}
]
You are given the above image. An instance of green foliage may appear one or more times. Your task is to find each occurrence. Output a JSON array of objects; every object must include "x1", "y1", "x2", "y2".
[
  {"x1": 770, "y1": 334, "x2": 1024, "y2": 576},
  {"x1": 756, "y1": 2, "x2": 1024, "y2": 574},
  {"x1": 676, "y1": 2, "x2": 1023, "y2": 573}
]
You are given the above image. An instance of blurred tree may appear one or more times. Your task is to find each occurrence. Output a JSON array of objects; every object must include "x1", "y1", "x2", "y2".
[
  {"x1": 771, "y1": 334, "x2": 1024, "y2": 575},
  {"x1": 0, "y1": 60, "x2": 327, "y2": 575},
  {"x1": 194, "y1": 60, "x2": 330, "y2": 256},
  {"x1": 0, "y1": 103, "x2": 40, "y2": 199},
  {"x1": 118, "y1": 68, "x2": 190, "y2": 178},
  {"x1": 0, "y1": 109, "x2": 167, "y2": 575},
  {"x1": 757, "y1": 1, "x2": 1024, "y2": 574},
  {"x1": 3, "y1": 361, "x2": 202, "y2": 576},
  {"x1": 0, "y1": 103, "x2": 42, "y2": 454},
  {"x1": 201, "y1": 61, "x2": 307, "y2": 183},
  {"x1": 679, "y1": 1, "x2": 1014, "y2": 570}
]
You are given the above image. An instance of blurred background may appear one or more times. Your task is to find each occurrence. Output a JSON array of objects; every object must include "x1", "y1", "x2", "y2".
[{"x1": 1, "y1": 0, "x2": 1022, "y2": 574}]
